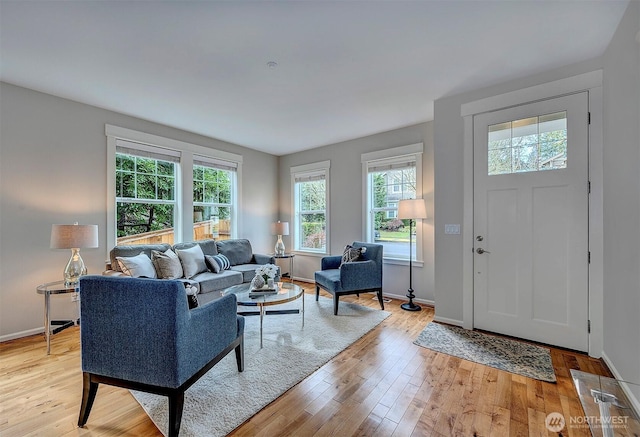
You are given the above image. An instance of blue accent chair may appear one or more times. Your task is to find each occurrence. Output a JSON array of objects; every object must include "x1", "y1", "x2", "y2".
[
  {"x1": 314, "y1": 242, "x2": 384, "y2": 315},
  {"x1": 77, "y1": 276, "x2": 244, "y2": 437}
]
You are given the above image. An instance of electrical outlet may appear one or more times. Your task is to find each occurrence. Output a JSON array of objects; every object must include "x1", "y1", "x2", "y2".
[{"x1": 71, "y1": 293, "x2": 79, "y2": 302}]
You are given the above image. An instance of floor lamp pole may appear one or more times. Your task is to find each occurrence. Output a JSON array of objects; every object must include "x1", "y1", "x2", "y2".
[{"x1": 401, "y1": 219, "x2": 421, "y2": 311}]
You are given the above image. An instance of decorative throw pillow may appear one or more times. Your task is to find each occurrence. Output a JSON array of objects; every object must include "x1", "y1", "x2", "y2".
[
  {"x1": 116, "y1": 252, "x2": 157, "y2": 278},
  {"x1": 341, "y1": 245, "x2": 367, "y2": 264},
  {"x1": 205, "y1": 254, "x2": 231, "y2": 273},
  {"x1": 151, "y1": 248, "x2": 184, "y2": 279},
  {"x1": 175, "y1": 245, "x2": 208, "y2": 279},
  {"x1": 184, "y1": 282, "x2": 199, "y2": 309}
]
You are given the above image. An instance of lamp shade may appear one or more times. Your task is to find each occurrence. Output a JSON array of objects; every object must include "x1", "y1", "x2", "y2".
[
  {"x1": 50, "y1": 223, "x2": 99, "y2": 249},
  {"x1": 397, "y1": 199, "x2": 427, "y2": 220},
  {"x1": 271, "y1": 221, "x2": 290, "y2": 236}
]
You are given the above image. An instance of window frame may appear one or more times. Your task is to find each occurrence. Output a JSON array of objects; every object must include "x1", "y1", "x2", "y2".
[
  {"x1": 115, "y1": 147, "x2": 180, "y2": 243},
  {"x1": 290, "y1": 160, "x2": 330, "y2": 255},
  {"x1": 362, "y1": 143, "x2": 424, "y2": 264},
  {"x1": 106, "y1": 125, "x2": 242, "y2": 252}
]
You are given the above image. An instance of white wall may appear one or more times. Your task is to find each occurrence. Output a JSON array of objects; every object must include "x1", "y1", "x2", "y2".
[
  {"x1": 278, "y1": 122, "x2": 435, "y2": 305},
  {"x1": 602, "y1": 0, "x2": 640, "y2": 401},
  {"x1": 0, "y1": 82, "x2": 278, "y2": 340}
]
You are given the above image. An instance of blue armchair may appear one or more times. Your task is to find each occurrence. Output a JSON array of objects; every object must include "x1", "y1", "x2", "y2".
[
  {"x1": 314, "y1": 242, "x2": 384, "y2": 315},
  {"x1": 77, "y1": 276, "x2": 244, "y2": 437}
]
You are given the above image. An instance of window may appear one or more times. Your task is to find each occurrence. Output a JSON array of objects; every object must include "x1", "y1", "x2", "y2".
[
  {"x1": 193, "y1": 156, "x2": 237, "y2": 241},
  {"x1": 115, "y1": 142, "x2": 180, "y2": 245},
  {"x1": 291, "y1": 161, "x2": 330, "y2": 254},
  {"x1": 362, "y1": 144, "x2": 423, "y2": 261},
  {"x1": 107, "y1": 125, "x2": 242, "y2": 247},
  {"x1": 488, "y1": 111, "x2": 567, "y2": 175}
]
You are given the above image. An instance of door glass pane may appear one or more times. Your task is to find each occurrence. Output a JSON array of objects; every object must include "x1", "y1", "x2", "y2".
[{"x1": 488, "y1": 111, "x2": 567, "y2": 175}]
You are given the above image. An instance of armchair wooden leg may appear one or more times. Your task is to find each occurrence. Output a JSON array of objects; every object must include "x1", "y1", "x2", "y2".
[
  {"x1": 235, "y1": 335, "x2": 244, "y2": 372},
  {"x1": 376, "y1": 290, "x2": 385, "y2": 310},
  {"x1": 333, "y1": 295, "x2": 339, "y2": 315},
  {"x1": 315, "y1": 284, "x2": 320, "y2": 301},
  {"x1": 168, "y1": 391, "x2": 185, "y2": 437},
  {"x1": 78, "y1": 372, "x2": 99, "y2": 427}
]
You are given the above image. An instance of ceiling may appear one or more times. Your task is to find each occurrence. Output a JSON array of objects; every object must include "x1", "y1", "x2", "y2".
[{"x1": 0, "y1": 1, "x2": 629, "y2": 156}]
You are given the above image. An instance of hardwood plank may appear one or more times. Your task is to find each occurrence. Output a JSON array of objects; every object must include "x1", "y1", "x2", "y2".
[{"x1": 0, "y1": 285, "x2": 615, "y2": 437}]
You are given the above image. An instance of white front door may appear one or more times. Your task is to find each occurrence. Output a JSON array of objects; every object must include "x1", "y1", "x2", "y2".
[{"x1": 473, "y1": 92, "x2": 589, "y2": 352}]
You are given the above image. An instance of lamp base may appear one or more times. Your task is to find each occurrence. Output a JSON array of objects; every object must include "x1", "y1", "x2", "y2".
[
  {"x1": 401, "y1": 301, "x2": 422, "y2": 311},
  {"x1": 401, "y1": 287, "x2": 421, "y2": 311}
]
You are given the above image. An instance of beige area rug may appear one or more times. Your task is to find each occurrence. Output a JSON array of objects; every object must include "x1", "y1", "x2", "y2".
[
  {"x1": 132, "y1": 294, "x2": 391, "y2": 436},
  {"x1": 414, "y1": 322, "x2": 556, "y2": 382}
]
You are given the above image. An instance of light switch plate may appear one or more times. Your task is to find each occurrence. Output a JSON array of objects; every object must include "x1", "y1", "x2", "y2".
[{"x1": 445, "y1": 224, "x2": 461, "y2": 235}]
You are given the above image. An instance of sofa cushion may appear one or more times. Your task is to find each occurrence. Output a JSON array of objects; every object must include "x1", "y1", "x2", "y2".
[
  {"x1": 110, "y1": 243, "x2": 171, "y2": 273},
  {"x1": 216, "y1": 239, "x2": 254, "y2": 266},
  {"x1": 175, "y1": 245, "x2": 208, "y2": 279},
  {"x1": 173, "y1": 239, "x2": 218, "y2": 257},
  {"x1": 231, "y1": 264, "x2": 263, "y2": 283},
  {"x1": 116, "y1": 252, "x2": 157, "y2": 278},
  {"x1": 151, "y1": 248, "x2": 184, "y2": 279},
  {"x1": 192, "y1": 270, "x2": 243, "y2": 294}
]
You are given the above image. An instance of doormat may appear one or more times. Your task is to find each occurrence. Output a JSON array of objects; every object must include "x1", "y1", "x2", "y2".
[{"x1": 414, "y1": 322, "x2": 556, "y2": 382}]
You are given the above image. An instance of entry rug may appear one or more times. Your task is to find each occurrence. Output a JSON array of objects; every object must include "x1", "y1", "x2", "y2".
[
  {"x1": 132, "y1": 294, "x2": 390, "y2": 436},
  {"x1": 414, "y1": 322, "x2": 556, "y2": 382}
]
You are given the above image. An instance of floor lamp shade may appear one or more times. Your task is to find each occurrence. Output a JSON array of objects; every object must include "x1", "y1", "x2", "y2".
[
  {"x1": 397, "y1": 198, "x2": 428, "y2": 220},
  {"x1": 50, "y1": 223, "x2": 99, "y2": 285},
  {"x1": 397, "y1": 199, "x2": 427, "y2": 311},
  {"x1": 271, "y1": 221, "x2": 290, "y2": 256}
]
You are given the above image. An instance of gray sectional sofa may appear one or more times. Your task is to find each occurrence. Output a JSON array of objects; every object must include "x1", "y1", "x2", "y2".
[{"x1": 104, "y1": 239, "x2": 277, "y2": 302}]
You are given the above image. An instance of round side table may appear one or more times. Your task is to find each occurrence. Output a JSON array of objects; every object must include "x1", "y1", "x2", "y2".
[
  {"x1": 272, "y1": 253, "x2": 295, "y2": 283},
  {"x1": 36, "y1": 280, "x2": 80, "y2": 355}
]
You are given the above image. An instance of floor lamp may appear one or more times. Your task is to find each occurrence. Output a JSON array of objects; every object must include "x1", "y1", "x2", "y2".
[{"x1": 397, "y1": 199, "x2": 427, "y2": 311}]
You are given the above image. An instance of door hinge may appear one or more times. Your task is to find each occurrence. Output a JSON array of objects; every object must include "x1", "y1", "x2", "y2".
[
  {"x1": 588, "y1": 320, "x2": 591, "y2": 334},
  {"x1": 588, "y1": 112, "x2": 591, "y2": 124},
  {"x1": 588, "y1": 252, "x2": 591, "y2": 263},
  {"x1": 588, "y1": 181, "x2": 591, "y2": 194}
]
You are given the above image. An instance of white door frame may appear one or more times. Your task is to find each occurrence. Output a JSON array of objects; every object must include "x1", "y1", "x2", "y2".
[{"x1": 460, "y1": 70, "x2": 604, "y2": 357}]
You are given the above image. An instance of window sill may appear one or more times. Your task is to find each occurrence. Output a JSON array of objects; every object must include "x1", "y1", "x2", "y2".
[{"x1": 383, "y1": 258, "x2": 424, "y2": 268}]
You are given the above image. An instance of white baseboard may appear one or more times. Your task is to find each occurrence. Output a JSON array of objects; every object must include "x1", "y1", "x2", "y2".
[
  {"x1": 602, "y1": 351, "x2": 640, "y2": 418},
  {"x1": 382, "y1": 292, "x2": 434, "y2": 307},
  {"x1": 432, "y1": 315, "x2": 464, "y2": 327},
  {"x1": 0, "y1": 327, "x2": 43, "y2": 343}
]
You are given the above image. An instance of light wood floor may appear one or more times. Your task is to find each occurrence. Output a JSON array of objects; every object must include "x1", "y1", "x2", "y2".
[{"x1": 0, "y1": 284, "x2": 611, "y2": 436}]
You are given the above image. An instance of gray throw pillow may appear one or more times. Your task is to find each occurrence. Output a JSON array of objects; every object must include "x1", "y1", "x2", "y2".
[
  {"x1": 176, "y1": 244, "x2": 208, "y2": 279},
  {"x1": 116, "y1": 252, "x2": 157, "y2": 278},
  {"x1": 151, "y1": 248, "x2": 184, "y2": 279}
]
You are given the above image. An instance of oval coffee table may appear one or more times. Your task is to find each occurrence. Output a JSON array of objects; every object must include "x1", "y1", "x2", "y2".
[{"x1": 222, "y1": 282, "x2": 304, "y2": 348}]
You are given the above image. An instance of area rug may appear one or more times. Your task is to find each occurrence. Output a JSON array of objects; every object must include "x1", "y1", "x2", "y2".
[
  {"x1": 131, "y1": 294, "x2": 391, "y2": 436},
  {"x1": 413, "y1": 322, "x2": 556, "y2": 382}
]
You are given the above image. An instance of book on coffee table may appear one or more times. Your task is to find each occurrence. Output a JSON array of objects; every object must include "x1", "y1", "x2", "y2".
[{"x1": 249, "y1": 286, "x2": 278, "y2": 298}]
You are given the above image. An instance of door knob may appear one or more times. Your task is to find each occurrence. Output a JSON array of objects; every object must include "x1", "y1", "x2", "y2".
[{"x1": 476, "y1": 248, "x2": 490, "y2": 254}]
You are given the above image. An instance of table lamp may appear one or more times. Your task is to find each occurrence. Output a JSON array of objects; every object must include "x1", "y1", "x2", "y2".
[
  {"x1": 397, "y1": 199, "x2": 427, "y2": 311},
  {"x1": 271, "y1": 221, "x2": 289, "y2": 256},
  {"x1": 50, "y1": 222, "x2": 99, "y2": 285}
]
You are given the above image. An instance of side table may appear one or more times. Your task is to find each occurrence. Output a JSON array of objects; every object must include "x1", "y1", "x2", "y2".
[
  {"x1": 272, "y1": 253, "x2": 295, "y2": 283},
  {"x1": 36, "y1": 280, "x2": 80, "y2": 355}
]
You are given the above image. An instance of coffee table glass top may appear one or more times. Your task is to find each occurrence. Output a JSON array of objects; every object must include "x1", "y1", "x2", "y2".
[{"x1": 222, "y1": 282, "x2": 303, "y2": 306}]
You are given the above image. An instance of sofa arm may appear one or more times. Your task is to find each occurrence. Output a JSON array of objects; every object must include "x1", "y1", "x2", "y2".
[
  {"x1": 339, "y1": 260, "x2": 380, "y2": 290},
  {"x1": 321, "y1": 255, "x2": 342, "y2": 270},
  {"x1": 253, "y1": 253, "x2": 275, "y2": 265}
]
